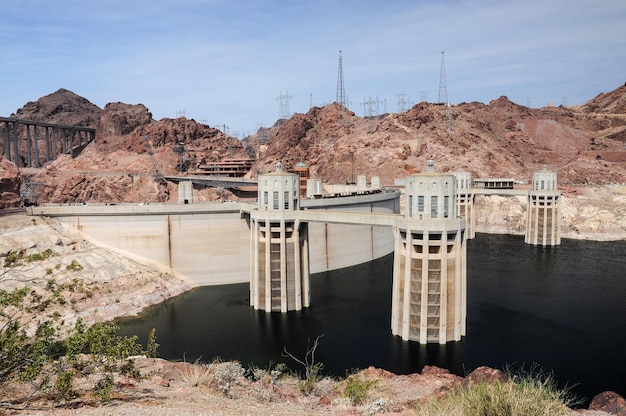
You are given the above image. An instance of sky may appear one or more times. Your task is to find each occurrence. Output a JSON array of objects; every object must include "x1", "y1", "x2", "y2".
[{"x1": 1, "y1": 0, "x2": 625, "y2": 138}]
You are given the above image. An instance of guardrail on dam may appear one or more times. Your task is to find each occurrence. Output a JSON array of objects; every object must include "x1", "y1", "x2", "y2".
[{"x1": 28, "y1": 190, "x2": 400, "y2": 286}]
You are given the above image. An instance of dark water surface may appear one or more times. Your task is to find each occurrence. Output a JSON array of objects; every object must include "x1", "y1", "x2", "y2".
[{"x1": 118, "y1": 234, "x2": 626, "y2": 404}]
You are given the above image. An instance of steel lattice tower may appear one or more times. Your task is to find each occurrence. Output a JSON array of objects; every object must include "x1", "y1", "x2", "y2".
[
  {"x1": 336, "y1": 50, "x2": 346, "y2": 107},
  {"x1": 277, "y1": 90, "x2": 292, "y2": 120},
  {"x1": 438, "y1": 51, "x2": 448, "y2": 105}
]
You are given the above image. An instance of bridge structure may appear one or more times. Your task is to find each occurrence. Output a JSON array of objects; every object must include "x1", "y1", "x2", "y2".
[
  {"x1": 1, "y1": 117, "x2": 96, "y2": 167},
  {"x1": 165, "y1": 174, "x2": 257, "y2": 190}
]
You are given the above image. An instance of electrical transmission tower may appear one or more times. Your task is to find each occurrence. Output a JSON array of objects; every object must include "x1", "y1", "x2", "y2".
[
  {"x1": 336, "y1": 50, "x2": 346, "y2": 107},
  {"x1": 277, "y1": 90, "x2": 292, "y2": 120},
  {"x1": 437, "y1": 51, "x2": 454, "y2": 130},
  {"x1": 362, "y1": 95, "x2": 380, "y2": 117},
  {"x1": 396, "y1": 93, "x2": 409, "y2": 113},
  {"x1": 438, "y1": 51, "x2": 448, "y2": 105}
]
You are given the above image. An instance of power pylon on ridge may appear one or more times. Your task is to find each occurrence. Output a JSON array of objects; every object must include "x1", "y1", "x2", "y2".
[
  {"x1": 396, "y1": 93, "x2": 410, "y2": 113},
  {"x1": 437, "y1": 51, "x2": 454, "y2": 130},
  {"x1": 438, "y1": 51, "x2": 448, "y2": 105},
  {"x1": 336, "y1": 50, "x2": 346, "y2": 107},
  {"x1": 277, "y1": 90, "x2": 292, "y2": 120},
  {"x1": 362, "y1": 95, "x2": 380, "y2": 118}
]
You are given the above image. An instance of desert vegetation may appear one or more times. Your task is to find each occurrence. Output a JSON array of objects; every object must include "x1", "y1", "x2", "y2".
[{"x1": 0, "y1": 249, "x2": 156, "y2": 409}]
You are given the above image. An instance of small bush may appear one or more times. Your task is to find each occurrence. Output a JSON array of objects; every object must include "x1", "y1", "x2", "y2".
[
  {"x1": 179, "y1": 361, "x2": 214, "y2": 387},
  {"x1": 282, "y1": 334, "x2": 325, "y2": 395},
  {"x1": 93, "y1": 374, "x2": 114, "y2": 402},
  {"x1": 65, "y1": 260, "x2": 83, "y2": 272},
  {"x1": 249, "y1": 362, "x2": 287, "y2": 401},
  {"x1": 414, "y1": 367, "x2": 578, "y2": 416},
  {"x1": 364, "y1": 398, "x2": 393, "y2": 415},
  {"x1": 146, "y1": 328, "x2": 159, "y2": 358},
  {"x1": 214, "y1": 361, "x2": 246, "y2": 397},
  {"x1": 342, "y1": 373, "x2": 379, "y2": 406},
  {"x1": 55, "y1": 370, "x2": 78, "y2": 401}
]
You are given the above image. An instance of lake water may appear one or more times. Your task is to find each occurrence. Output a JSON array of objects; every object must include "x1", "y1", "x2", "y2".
[{"x1": 117, "y1": 233, "x2": 626, "y2": 405}]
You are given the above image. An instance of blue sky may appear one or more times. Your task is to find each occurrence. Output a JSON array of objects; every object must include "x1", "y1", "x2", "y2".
[{"x1": 1, "y1": 0, "x2": 625, "y2": 137}]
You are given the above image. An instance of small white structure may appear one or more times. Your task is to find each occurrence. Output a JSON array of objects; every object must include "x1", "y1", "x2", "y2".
[
  {"x1": 178, "y1": 181, "x2": 194, "y2": 204},
  {"x1": 306, "y1": 178, "x2": 323, "y2": 198}
]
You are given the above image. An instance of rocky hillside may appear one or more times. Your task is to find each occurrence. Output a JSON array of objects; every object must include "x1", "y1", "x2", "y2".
[
  {"x1": 0, "y1": 90, "x2": 251, "y2": 205},
  {"x1": 1, "y1": 85, "x2": 625, "y2": 211},
  {"x1": 249, "y1": 87, "x2": 626, "y2": 186}
]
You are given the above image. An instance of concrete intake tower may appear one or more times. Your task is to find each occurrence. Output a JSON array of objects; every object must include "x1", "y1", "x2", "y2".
[
  {"x1": 525, "y1": 166, "x2": 561, "y2": 246},
  {"x1": 391, "y1": 161, "x2": 467, "y2": 344},
  {"x1": 250, "y1": 162, "x2": 310, "y2": 312}
]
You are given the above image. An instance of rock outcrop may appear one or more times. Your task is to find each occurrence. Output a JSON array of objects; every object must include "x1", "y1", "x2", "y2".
[
  {"x1": 0, "y1": 214, "x2": 191, "y2": 330},
  {"x1": 0, "y1": 157, "x2": 21, "y2": 207}
]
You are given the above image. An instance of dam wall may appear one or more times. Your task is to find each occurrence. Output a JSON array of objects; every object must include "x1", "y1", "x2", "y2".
[
  {"x1": 301, "y1": 191, "x2": 398, "y2": 273},
  {"x1": 30, "y1": 190, "x2": 400, "y2": 286}
]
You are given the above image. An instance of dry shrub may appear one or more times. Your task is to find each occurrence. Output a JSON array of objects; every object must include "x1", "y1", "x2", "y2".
[{"x1": 178, "y1": 361, "x2": 214, "y2": 387}]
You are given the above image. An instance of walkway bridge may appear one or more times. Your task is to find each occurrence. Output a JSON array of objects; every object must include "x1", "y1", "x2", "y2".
[
  {"x1": 1, "y1": 117, "x2": 96, "y2": 167},
  {"x1": 165, "y1": 175, "x2": 257, "y2": 189}
]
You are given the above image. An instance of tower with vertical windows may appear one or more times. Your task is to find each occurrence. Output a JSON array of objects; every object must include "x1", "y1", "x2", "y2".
[
  {"x1": 392, "y1": 161, "x2": 467, "y2": 343},
  {"x1": 525, "y1": 166, "x2": 561, "y2": 246},
  {"x1": 250, "y1": 162, "x2": 310, "y2": 312}
]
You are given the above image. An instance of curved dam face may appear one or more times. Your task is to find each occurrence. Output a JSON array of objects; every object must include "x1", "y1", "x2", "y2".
[{"x1": 31, "y1": 191, "x2": 400, "y2": 286}]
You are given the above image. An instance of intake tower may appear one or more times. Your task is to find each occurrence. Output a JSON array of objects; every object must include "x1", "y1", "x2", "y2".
[
  {"x1": 250, "y1": 162, "x2": 310, "y2": 312},
  {"x1": 391, "y1": 161, "x2": 467, "y2": 344},
  {"x1": 525, "y1": 166, "x2": 561, "y2": 245}
]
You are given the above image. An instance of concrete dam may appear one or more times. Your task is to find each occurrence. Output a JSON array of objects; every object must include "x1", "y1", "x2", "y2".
[
  {"x1": 31, "y1": 190, "x2": 400, "y2": 286},
  {"x1": 30, "y1": 162, "x2": 560, "y2": 344}
]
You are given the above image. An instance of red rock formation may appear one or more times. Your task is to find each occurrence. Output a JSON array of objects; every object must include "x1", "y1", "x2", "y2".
[
  {"x1": 589, "y1": 391, "x2": 626, "y2": 415},
  {"x1": 2, "y1": 84, "x2": 626, "y2": 205},
  {"x1": 12, "y1": 88, "x2": 102, "y2": 127},
  {"x1": 0, "y1": 157, "x2": 21, "y2": 207}
]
